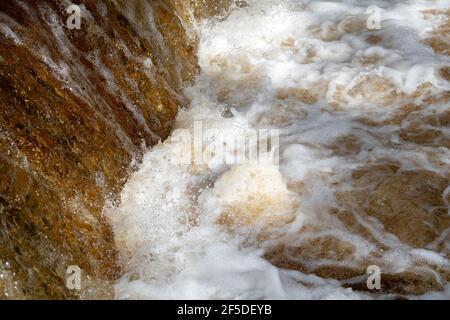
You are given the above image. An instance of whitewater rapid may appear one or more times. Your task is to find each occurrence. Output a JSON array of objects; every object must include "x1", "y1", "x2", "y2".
[{"x1": 107, "y1": 0, "x2": 450, "y2": 299}]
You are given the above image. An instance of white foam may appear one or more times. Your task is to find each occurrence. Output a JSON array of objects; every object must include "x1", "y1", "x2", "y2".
[{"x1": 108, "y1": 0, "x2": 450, "y2": 299}]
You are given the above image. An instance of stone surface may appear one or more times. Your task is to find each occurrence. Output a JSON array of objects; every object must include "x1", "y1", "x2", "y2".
[{"x1": 0, "y1": 0, "x2": 201, "y2": 299}]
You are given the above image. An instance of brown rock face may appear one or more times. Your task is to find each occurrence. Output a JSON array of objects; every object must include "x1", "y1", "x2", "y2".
[{"x1": 0, "y1": 0, "x2": 204, "y2": 299}]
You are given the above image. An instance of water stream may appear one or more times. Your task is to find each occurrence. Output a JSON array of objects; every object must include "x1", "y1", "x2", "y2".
[{"x1": 107, "y1": 0, "x2": 450, "y2": 299}]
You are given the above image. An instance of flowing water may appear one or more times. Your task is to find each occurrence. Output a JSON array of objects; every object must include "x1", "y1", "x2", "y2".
[{"x1": 107, "y1": 0, "x2": 450, "y2": 299}]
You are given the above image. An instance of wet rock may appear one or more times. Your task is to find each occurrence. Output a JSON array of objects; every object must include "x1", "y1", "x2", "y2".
[
  {"x1": 440, "y1": 66, "x2": 450, "y2": 81},
  {"x1": 265, "y1": 164, "x2": 450, "y2": 296},
  {"x1": 0, "y1": 0, "x2": 202, "y2": 299},
  {"x1": 173, "y1": 0, "x2": 246, "y2": 22},
  {"x1": 363, "y1": 170, "x2": 449, "y2": 247},
  {"x1": 276, "y1": 88, "x2": 317, "y2": 105},
  {"x1": 423, "y1": 9, "x2": 450, "y2": 55}
]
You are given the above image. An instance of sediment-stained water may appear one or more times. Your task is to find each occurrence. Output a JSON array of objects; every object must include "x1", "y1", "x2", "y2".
[{"x1": 108, "y1": 0, "x2": 450, "y2": 299}]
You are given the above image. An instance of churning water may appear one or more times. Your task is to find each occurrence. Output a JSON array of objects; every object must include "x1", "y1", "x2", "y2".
[{"x1": 107, "y1": 0, "x2": 450, "y2": 299}]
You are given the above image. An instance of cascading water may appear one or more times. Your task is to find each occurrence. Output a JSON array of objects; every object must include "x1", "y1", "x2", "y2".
[
  {"x1": 107, "y1": 0, "x2": 450, "y2": 299},
  {"x1": 0, "y1": 0, "x2": 198, "y2": 299}
]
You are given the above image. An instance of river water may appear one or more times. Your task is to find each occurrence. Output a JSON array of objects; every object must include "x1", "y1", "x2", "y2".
[{"x1": 107, "y1": 0, "x2": 450, "y2": 299}]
